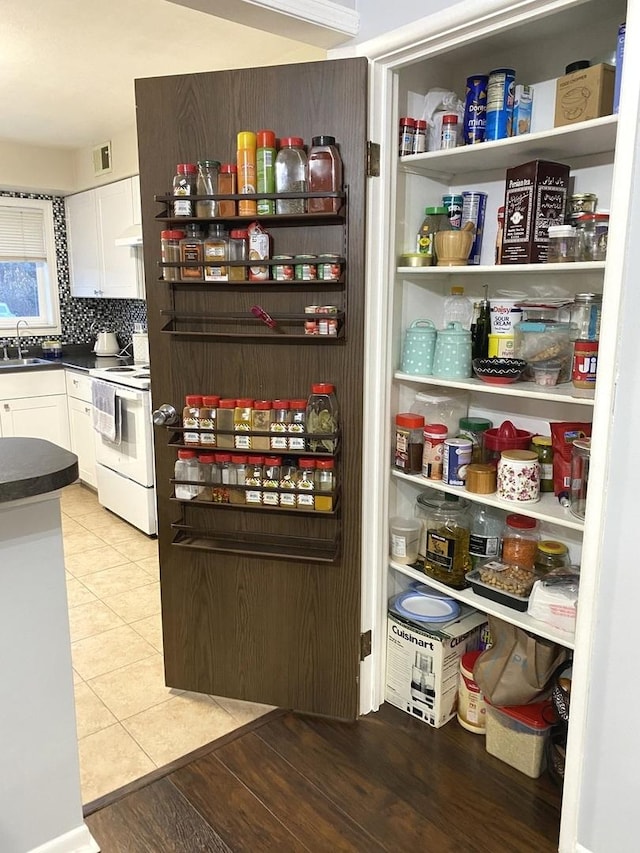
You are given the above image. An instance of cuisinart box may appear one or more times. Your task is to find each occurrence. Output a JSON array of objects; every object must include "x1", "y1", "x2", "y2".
[
  {"x1": 385, "y1": 610, "x2": 487, "y2": 728},
  {"x1": 501, "y1": 159, "x2": 570, "y2": 264}
]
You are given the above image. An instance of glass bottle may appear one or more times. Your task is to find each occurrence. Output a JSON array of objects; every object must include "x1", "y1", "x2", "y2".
[
  {"x1": 458, "y1": 416, "x2": 492, "y2": 464},
  {"x1": 216, "y1": 398, "x2": 236, "y2": 449},
  {"x1": 262, "y1": 456, "x2": 281, "y2": 506},
  {"x1": 307, "y1": 135, "x2": 343, "y2": 213},
  {"x1": 279, "y1": 458, "x2": 299, "y2": 507},
  {"x1": 197, "y1": 452, "x2": 217, "y2": 501},
  {"x1": 501, "y1": 514, "x2": 539, "y2": 569},
  {"x1": 203, "y1": 224, "x2": 228, "y2": 282},
  {"x1": 468, "y1": 504, "x2": 503, "y2": 569},
  {"x1": 217, "y1": 164, "x2": 237, "y2": 217},
  {"x1": 256, "y1": 129, "x2": 277, "y2": 215},
  {"x1": 296, "y1": 458, "x2": 316, "y2": 508},
  {"x1": 199, "y1": 395, "x2": 220, "y2": 447},
  {"x1": 172, "y1": 163, "x2": 197, "y2": 216},
  {"x1": 251, "y1": 400, "x2": 273, "y2": 451},
  {"x1": 160, "y1": 229, "x2": 184, "y2": 282},
  {"x1": 306, "y1": 383, "x2": 338, "y2": 453},
  {"x1": 288, "y1": 398, "x2": 307, "y2": 450},
  {"x1": 214, "y1": 452, "x2": 232, "y2": 503},
  {"x1": 471, "y1": 284, "x2": 490, "y2": 358},
  {"x1": 245, "y1": 455, "x2": 264, "y2": 504},
  {"x1": 275, "y1": 137, "x2": 308, "y2": 214},
  {"x1": 535, "y1": 540, "x2": 570, "y2": 575},
  {"x1": 237, "y1": 131, "x2": 257, "y2": 216},
  {"x1": 174, "y1": 450, "x2": 201, "y2": 499},
  {"x1": 420, "y1": 494, "x2": 472, "y2": 589},
  {"x1": 443, "y1": 285, "x2": 473, "y2": 330},
  {"x1": 180, "y1": 224, "x2": 204, "y2": 280},
  {"x1": 229, "y1": 454, "x2": 247, "y2": 505},
  {"x1": 270, "y1": 399, "x2": 290, "y2": 450},
  {"x1": 531, "y1": 435, "x2": 554, "y2": 492},
  {"x1": 196, "y1": 159, "x2": 220, "y2": 218},
  {"x1": 228, "y1": 229, "x2": 249, "y2": 282},
  {"x1": 234, "y1": 398, "x2": 254, "y2": 450},
  {"x1": 495, "y1": 205, "x2": 505, "y2": 264},
  {"x1": 182, "y1": 395, "x2": 203, "y2": 446},
  {"x1": 314, "y1": 459, "x2": 335, "y2": 511}
]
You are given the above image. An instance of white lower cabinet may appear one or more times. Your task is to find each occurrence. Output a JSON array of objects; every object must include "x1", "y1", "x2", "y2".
[
  {"x1": 0, "y1": 370, "x2": 70, "y2": 450},
  {"x1": 65, "y1": 371, "x2": 97, "y2": 488}
]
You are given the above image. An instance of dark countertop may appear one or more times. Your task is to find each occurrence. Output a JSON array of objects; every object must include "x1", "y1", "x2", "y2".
[
  {"x1": 0, "y1": 437, "x2": 78, "y2": 503},
  {"x1": 0, "y1": 347, "x2": 135, "y2": 375}
]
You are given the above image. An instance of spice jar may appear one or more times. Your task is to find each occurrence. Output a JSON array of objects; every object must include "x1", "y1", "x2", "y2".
[
  {"x1": 245, "y1": 455, "x2": 264, "y2": 505},
  {"x1": 440, "y1": 114, "x2": 459, "y2": 149},
  {"x1": 228, "y1": 229, "x2": 249, "y2": 281},
  {"x1": 306, "y1": 383, "x2": 338, "y2": 453},
  {"x1": 172, "y1": 163, "x2": 197, "y2": 216},
  {"x1": 422, "y1": 423, "x2": 448, "y2": 480},
  {"x1": 199, "y1": 395, "x2": 220, "y2": 448},
  {"x1": 183, "y1": 395, "x2": 203, "y2": 446},
  {"x1": 535, "y1": 540, "x2": 570, "y2": 574},
  {"x1": 160, "y1": 230, "x2": 184, "y2": 282},
  {"x1": 229, "y1": 454, "x2": 247, "y2": 504},
  {"x1": 213, "y1": 453, "x2": 232, "y2": 503},
  {"x1": 288, "y1": 399, "x2": 307, "y2": 450},
  {"x1": 419, "y1": 494, "x2": 472, "y2": 589},
  {"x1": 197, "y1": 452, "x2": 217, "y2": 501},
  {"x1": 458, "y1": 417, "x2": 492, "y2": 464},
  {"x1": 398, "y1": 117, "x2": 416, "y2": 156},
  {"x1": 262, "y1": 456, "x2": 281, "y2": 506},
  {"x1": 216, "y1": 399, "x2": 236, "y2": 449},
  {"x1": 297, "y1": 458, "x2": 316, "y2": 507},
  {"x1": 531, "y1": 436, "x2": 554, "y2": 492},
  {"x1": 279, "y1": 459, "x2": 298, "y2": 507},
  {"x1": 314, "y1": 459, "x2": 335, "y2": 512},
  {"x1": 270, "y1": 400, "x2": 290, "y2": 450},
  {"x1": 497, "y1": 450, "x2": 540, "y2": 503},
  {"x1": 251, "y1": 400, "x2": 273, "y2": 451},
  {"x1": 501, "y1": 514, "x2": 539, "y2": 569},
  {"x1": 394, "y1": 413, "x2": 425, "y2": 475},
  {"x1": 196, "y1": 159, "x2": 220, "y2": 218},
  {"x1": 234, "y1": 398, "x2": 254, "y2": 450},
  {"x1": 217, "y1": 164, "x2": 237, "y2": 217}
]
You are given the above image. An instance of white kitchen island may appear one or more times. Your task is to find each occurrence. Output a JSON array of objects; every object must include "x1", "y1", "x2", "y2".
[{"x1": 0, "y1": 438, "x2": 98, "y2": 853}]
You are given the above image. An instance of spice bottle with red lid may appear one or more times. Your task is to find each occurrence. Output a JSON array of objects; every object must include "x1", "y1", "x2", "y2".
[
  {"x1": 394, "y1": 413, "x2": 425, "y2": 474},
  {"x1": 160, "y1": 230, "x2": 185, "y2": 281},
  {"x1": 306, "y1": 383, "x2": 338, "y2": 452},
  {"x1": 501, "y1": 514, "x2": 539, "y2": 569},
  {"x1": 173, "y1": 163, "x2": 197, "y2": 216},
  {"x1": 440, "y1": 114, "x2": 459, "y2": 150},
  {"x1": 183, "y1": 395, "x2": 203, "y2": 446},
  {"x1": 217, "y1": 164, "x2": 237, "y2": 217}
]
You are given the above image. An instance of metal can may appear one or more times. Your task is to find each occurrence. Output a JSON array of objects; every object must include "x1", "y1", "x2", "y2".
[
  {"x1": 569, "y1": 193, "x2": 598, "y2": 215},
  {"x1": 442, "y1": 194, "x2": 463, "y2": 230},
  {"x1": 485, "y1": 68, "x2": 516, "y2": 140},
  {"x1": 294, "y1": 255, "x2": 317, "y2": 281},
  {"x1": 443, "y1": 437, "x2": 473, "y2": 486},
  {"x1": 317, "y1": 254, "x2": 343, "y2": 280},
  {"x1": 463, "y1": 75, "x2": 488, "y2": 144},
  {"x1": 317, "y1": 305, "x2": 339, "y2": 336},
  {"x1": 272, "y1": 255, "x2": 294, "y2": 281},
  {"x1": 304, "y1": 305, "x2": 320, "y2": 335},
  {"x1": 461, "y1": 191, "x2": 487, "y2": 264}
]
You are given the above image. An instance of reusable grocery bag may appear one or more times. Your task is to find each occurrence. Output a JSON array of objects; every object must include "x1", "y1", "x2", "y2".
[{"x1": 473, "y1": 616, "x2": 569, "y2": 706}]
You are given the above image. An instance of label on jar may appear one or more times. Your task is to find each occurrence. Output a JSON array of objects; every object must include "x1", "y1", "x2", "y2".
[
  {"x1": 425, "y1": 531, "x2": 454, "y2": 570},
  {"x1": 443, "y1": 438, "x2": 473, "y2": 486},
  {"x1": 391, "y1": 533, "x2": 408, "y2": 558},
  {"x1": 469, "y1": 533, "x2": 500, "y2": 559}
]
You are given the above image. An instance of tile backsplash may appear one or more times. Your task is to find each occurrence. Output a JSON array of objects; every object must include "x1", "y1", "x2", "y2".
[{"x1": 1, "y1": 191, "x2": 147, "y2": 354}]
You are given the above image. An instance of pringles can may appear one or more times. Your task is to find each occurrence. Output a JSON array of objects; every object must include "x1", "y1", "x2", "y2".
[
  {"x1": 485, "y1": 68, "x2": 516, "y2": 140},
  {"x1": 463, "y1": 75, "x2": 488, "y2": 144},
  {"x1": 462, "y1": 191, "x2": 487, "y2": 265},
  {"x1": 442, "y1": 194, "x2": 463, "y2": 230}
]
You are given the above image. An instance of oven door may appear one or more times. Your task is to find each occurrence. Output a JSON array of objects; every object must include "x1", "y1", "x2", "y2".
[{"x1": 93, "y1": 381, "x2": 155, "y2": 487}]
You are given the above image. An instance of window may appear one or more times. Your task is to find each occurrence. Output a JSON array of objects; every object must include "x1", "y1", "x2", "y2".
[{"x1": 0, "y1": 197, "x2": 61, "y2": 334}]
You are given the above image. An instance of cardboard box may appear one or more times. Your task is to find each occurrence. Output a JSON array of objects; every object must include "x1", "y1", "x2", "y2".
[
  {"x1": 385, "y1": 610, "x2": 487, "y2": 728},
  {"x1": 554, "y1": 63, "x2": 615, "y2": 127},
  {"x1": 501, "y1": 159, "x2": 570, "y2": 264}
]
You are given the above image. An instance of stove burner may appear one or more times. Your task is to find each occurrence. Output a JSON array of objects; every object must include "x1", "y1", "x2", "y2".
[
  {"x1": 133, "y1": 373, "x2": 150, "y2": 379},
  {"x1": 104, "y1": 366, "x2": 137, "y2": 372}
]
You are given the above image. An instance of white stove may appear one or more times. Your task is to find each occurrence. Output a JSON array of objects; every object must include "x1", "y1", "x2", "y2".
[{"x1": 89, "y1": 364, "x2": 150, "y2": 390}]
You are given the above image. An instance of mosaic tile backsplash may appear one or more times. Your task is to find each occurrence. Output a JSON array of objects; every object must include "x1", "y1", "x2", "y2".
[{"x1": 1, "y1": 191, "x2": 147, "y2": 354}]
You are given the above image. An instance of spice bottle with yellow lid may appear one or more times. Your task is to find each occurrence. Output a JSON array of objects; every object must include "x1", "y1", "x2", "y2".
[{"x1": 535, "y1": 540, "x2": 570, "y2": 574}]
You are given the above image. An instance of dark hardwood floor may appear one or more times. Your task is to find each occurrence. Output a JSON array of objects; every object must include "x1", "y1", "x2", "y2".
[{"x1": 85, "y1": 703, "x2": 561, "y2": 852}]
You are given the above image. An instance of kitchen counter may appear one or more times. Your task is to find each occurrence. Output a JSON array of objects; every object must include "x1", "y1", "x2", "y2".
[
  {"x1": 0, "y1": 436, "x2": 78, "y2": 503},
  {"x1": 0, "y1": 347, "x2": 135, "y2": 375}
]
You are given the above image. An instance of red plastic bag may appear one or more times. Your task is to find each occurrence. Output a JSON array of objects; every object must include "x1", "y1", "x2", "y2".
[{"x1": 550, "y1": 422, "x2": 592, "y2": 496}]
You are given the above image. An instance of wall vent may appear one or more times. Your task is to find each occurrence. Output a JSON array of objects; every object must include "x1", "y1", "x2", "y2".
[{"x1": 92, "y1": 141, "x2": 112, "y2": 176}]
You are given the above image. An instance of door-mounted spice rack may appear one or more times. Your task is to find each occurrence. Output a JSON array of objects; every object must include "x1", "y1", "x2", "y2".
[
  {"x1": 159, "y1": 310, "x2": 345, "y2": 341},
  {"x1": 154, "y1": 191, "x2": 347, "y2": 224},
  {"x1": 167, "y1": 427, "x2": 340, "y2": 455}
]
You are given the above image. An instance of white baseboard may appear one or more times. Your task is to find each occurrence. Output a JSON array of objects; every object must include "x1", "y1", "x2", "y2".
[{"x1": 29, "y1": 824, "x2": 100, "y2": 853}]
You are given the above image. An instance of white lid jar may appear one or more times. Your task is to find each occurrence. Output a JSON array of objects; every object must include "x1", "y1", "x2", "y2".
[{"x1": 497, "y1": 450, "x2": 540, "y2": 503}]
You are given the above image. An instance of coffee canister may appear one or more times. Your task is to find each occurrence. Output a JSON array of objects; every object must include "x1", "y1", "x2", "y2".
[
  {"x1": 432, "y1": 322, "x2": 472, "y2": 379},
  {"x1": 400, "y1": 319, "x2": 437, "y2": 375},
  {"x1": 497, "y1": 450, "x2": 540, "y2": 503}
]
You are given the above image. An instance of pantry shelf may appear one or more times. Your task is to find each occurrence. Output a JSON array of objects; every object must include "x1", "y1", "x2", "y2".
[
  {"x1": 159, "y1": 311, "x2": 345, "y2": 341},
  {"x1": 398, "y1": 114, "x2": 617, "y2": 182},
  {"x1": 391, "y1": 469, "x2": 585, "y2": 532},
  {"x1": 394, "y1": 371, "x2": 595, "y2": 406},
  {"x1": 170, "y1": 494, "x2": 340, "y2": 516},
  {"x1": 396, "y1": 261, "x2": 605, "y2": 276},
  {"x1": 389, "y1": 559, "x2": 575, "y2": 650}
]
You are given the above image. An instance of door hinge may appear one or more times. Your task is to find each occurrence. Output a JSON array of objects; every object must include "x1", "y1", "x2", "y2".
[
  {"x1": 367, "y1": 142, "x2": 380, "y2": 177},
  {"x1": 360, "y1": 629, "x2": 372, "y2": 661}
]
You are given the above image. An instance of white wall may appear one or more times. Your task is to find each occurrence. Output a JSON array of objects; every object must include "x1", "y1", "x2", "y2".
[
  {"x1": 72, "y1": 123, "x2": 140, "y2": 192},
  {"x1": 353, "y1": 0, "x2": 455, "y2": 44},
  {"x1": 0, "y1": 139, "x2": 75, "y2": 194}
]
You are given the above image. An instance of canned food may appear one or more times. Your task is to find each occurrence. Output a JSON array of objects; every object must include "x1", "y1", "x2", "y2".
[
  {"x1": 317, "y1": 254, "x2": 343, "y2": 280},
  {"x1": 272, "y1": 255, "x2": 294, "y2": 281},
  {"x1": 569, "y1": 193, "x2": 598, "y2": 215},
  {"x1": 485, "y1": 68, "x2": 516, "y2": 140},
  {"x1": 443, "y1": 437, "x2": 473, "y2": 486},
  {"x1": 294, "y1": 255, "x2": 318, "y2": 281},
  {"x1": 317, "y1": 305, "x2": 339, "y2": 336}
]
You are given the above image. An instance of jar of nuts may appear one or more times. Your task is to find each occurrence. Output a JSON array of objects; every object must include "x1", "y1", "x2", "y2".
[{"x1": 501, "y1": 514, "x2": 539, "y2": 569}]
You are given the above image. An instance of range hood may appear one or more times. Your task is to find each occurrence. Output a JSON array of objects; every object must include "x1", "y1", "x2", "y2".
[{"x1": 115, "y1": 224, "x2": 143, "y2": 247}]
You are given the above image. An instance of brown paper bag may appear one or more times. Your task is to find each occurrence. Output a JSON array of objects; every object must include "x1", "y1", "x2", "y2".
[{"x1": 473, "y1": 616, "x2": 569, "y2": 706}]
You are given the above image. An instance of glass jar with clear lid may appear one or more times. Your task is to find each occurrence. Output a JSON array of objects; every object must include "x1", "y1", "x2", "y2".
[
  {"x1": 415, "y1": 492, "x2": 472, "y2": 589},
  {"x1": 196, "y1": 159, "x2": 220, "y2": 218}
]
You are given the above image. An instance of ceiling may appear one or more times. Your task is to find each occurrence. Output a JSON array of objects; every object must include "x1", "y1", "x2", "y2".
[{"x1": 1, "y1": 0, "x2": 327, "y2": 150}]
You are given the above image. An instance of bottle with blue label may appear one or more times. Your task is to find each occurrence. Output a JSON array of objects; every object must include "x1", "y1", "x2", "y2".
[
  {"x1": 463, "y1": 75, "x2": 488, "y2": 144},
  {"x1": 485, "y1": 68, "x2": 516, "y2": 140}
]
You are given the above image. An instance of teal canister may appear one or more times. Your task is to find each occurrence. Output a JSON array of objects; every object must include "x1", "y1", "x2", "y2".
[
  {"x1": 400, "y1": 319, "x2": 437, "y2": 375},
  {"x1": 433, "y1": 322, "x2": 472, "y2": 379}
]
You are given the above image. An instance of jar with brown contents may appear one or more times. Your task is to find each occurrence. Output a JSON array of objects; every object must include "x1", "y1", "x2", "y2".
[
  {"x1": 501, "y1": 514, "x2": 538, "y2": 569},
  {"x1": 420, "y1": 495, "x2": 472, "y2": 589}
]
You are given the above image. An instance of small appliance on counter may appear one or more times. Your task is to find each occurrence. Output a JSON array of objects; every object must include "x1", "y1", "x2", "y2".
[
  {"x1": 132, "y1": 324, "x2": 150, "y2": 364},
  {"x1": 93, "y1": 330, "x2": 120, "y2": 357}
]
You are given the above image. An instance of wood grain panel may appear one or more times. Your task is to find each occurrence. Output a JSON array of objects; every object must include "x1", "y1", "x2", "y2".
[{"x1": 136, "y1": 58, "x2": 367, "y2": 718}]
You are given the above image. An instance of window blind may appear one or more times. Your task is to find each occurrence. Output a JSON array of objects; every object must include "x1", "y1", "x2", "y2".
[{"x1": 0, "y1": 204, "x2": 46, "y2": 261}]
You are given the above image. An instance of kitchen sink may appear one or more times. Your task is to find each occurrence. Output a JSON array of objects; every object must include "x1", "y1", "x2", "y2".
[{"x1": 0, "y1": 357, "x2": 57, "y2": 369}]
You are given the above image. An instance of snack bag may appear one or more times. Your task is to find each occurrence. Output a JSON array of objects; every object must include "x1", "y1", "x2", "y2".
[{"x1": 550, "y1": 421, "x2": 592, "y2": 496}]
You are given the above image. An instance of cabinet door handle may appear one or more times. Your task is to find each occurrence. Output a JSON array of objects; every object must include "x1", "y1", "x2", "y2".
[{"x1": 84, "y1": 406, "x2": 91, "y2": 414}]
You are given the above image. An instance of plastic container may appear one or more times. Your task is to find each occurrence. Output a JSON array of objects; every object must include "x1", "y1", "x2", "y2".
[
  {"x1": 411, "y1": 390, "x2": 468, "y2": 437},
  {"x1": 485, "y1": 701, "x2": 555, "y2": 778},
  {"x1": 501, "y1": 514, "x2": 539, "y2": 568},
  {"x1": 474, "y1": 559, "x2": 537, "y2": 597},
  {"x1": 307, "y1": 135, "x2": 343, "y2": 213},
  {"x1": 531, "y1": 362, "x2": 562, "y2": 386},
  {"x1": 416, "y1": 206, "x2": 451, "y2": 263},
  {"x1": 390, "y1": 516, "x2": 422, "y2": 565},
  {"x1": 160, "y1": 229, "x2": 185, "y2": 282},
  {"x1": 228, "y1": 229, "x2": 249, "y2": 281},
  {"x1": 457, "y1": 650, "x2": 486, "y2": 733},
  {"x1": 172, "y1": 163, "x2": 197, "y2": 216},
  {"x1": 465, "y1": 568, "x2": 531, "y2": 611},
  {"x1": 217, "y1": 164, "x2": 237, "y2": 217},
  {"x1": 306, "y1": 383, "x2": 338, "y2": 453},
  {"x1": 174, "y1": 450, "x2": 201, "y2": 499},
  {"x1": 275, "y1": 137, "x2": 307, "y2": 214},
  {"x1": 394, "y1": 412, "x2": 425, "y2": 474},
  {"x1": 483, "y1": 420, "x2": 534, "y2": 466},
  {"x1": 547, "y1": 224, "x2": 577, "y2": 263},
  {"x1": 203, "y1": 224, "x2": 228, "y2": 282},
  {"x1": 443, "y1": 286, "x2": 474, "y2": 329},
  {"x1": 489, "y1": 299, "x2": 523, "y2": 335},
  {"x1": 514, "y1": 320, "x2": 575, "y2": 383}
]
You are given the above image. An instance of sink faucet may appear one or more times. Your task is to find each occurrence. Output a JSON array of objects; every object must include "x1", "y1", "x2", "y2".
[
  {"x1": 16, "y1": 320, "x2": 29, "y2": 358},
  {"x1": 1, "y1": 341, "x2": 8, "y2": 361}
]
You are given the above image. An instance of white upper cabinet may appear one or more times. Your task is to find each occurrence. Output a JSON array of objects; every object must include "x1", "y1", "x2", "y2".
[{"x1": 66, "y1": 177, "x2": 144, "y2": 299}]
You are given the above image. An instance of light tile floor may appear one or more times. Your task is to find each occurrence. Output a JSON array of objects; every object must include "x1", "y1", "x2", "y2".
[{"x1": 61, "y1": 483, "x2": 273, "y2": 803}]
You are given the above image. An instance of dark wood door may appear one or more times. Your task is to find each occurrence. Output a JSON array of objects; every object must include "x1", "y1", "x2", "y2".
[{"x1": 135, "y1": 58, "x2": 368, "y2": 720}]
